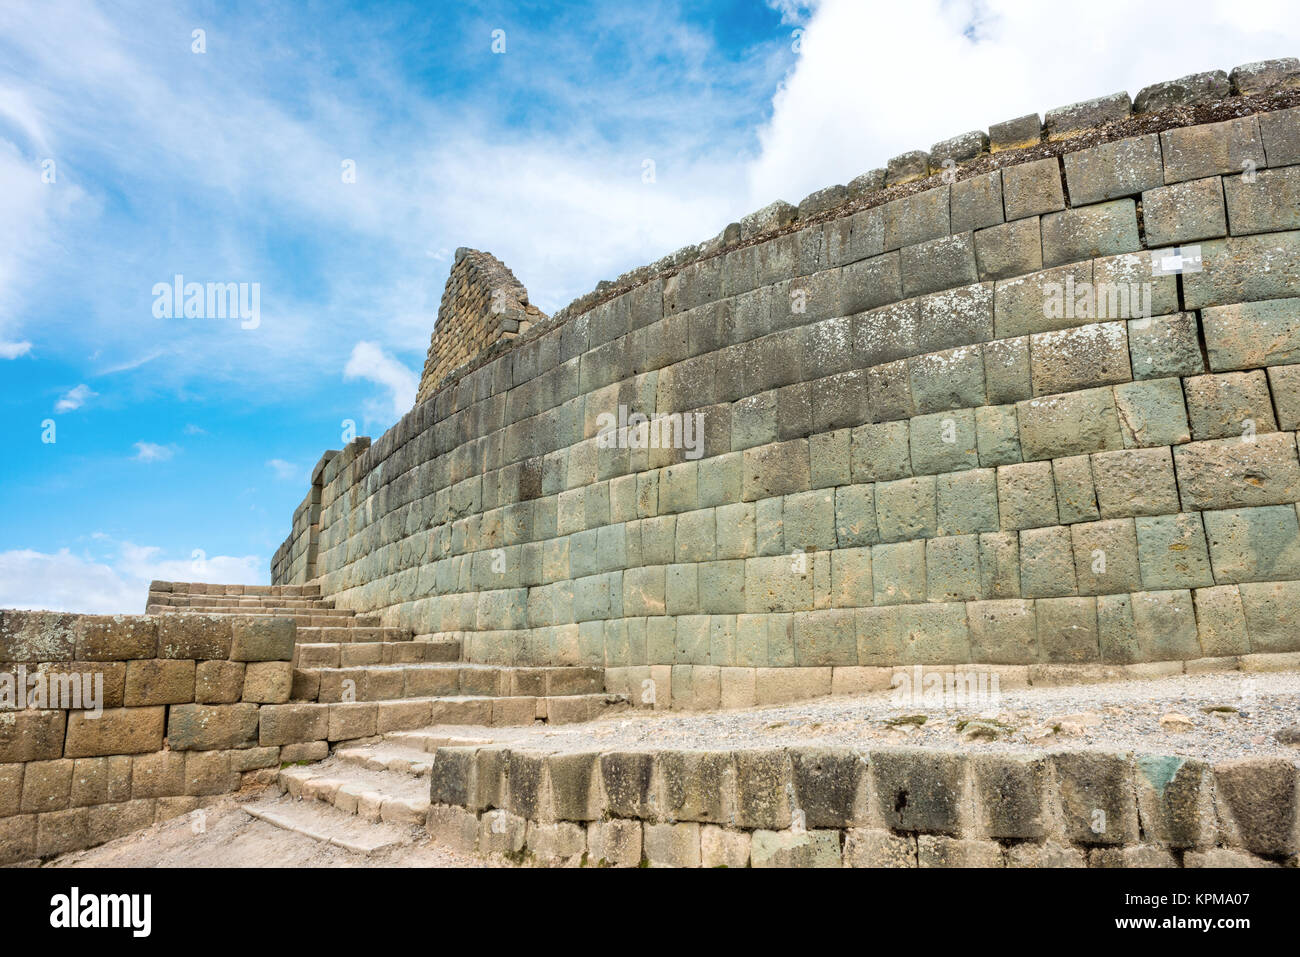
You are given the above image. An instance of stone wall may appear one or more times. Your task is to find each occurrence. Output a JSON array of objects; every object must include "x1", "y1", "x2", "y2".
[
  {"x1": 417, "y1": 743, "x2": 1299, "y2": 867},
  {"x1": 0, "y1": 609, "x2": 318, "y2": 863},
  {"x1": 416, "y1": 248, "x2": 544, "y2": 405},
  {"x1": 275, "y1": 60, "x2": 1300, "y2": 706}
]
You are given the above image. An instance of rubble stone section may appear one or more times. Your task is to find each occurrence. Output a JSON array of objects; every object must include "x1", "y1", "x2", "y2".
[
  {"x1": 271, "y1": 61, "x2": 1300, "y2": 709},
  {"x1": 422, "y1": 743, "x2": 1299, "y2": 867},
  {"x1": 416, "y1": 248, "x2": 546, "y2": 405}
]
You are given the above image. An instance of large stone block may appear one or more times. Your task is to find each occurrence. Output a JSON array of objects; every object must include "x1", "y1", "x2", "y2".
[
  {"x1": 257, "y1": 702, "x2": 329, "y2": 746},
  {"x1": 64, "y1": 707, "x2": 165, "y2": 758},
  {"x1": 1239, "y1": 580, "x2": 1300, "y2": 653},
  {"x1": 997, "y1": 461, "x2": 1058, "y2": 530},
  {"x1": 156, "y1": 615, "x2": 231, "y2": 660},
  {"x1": 229, "y1": 617, "x2": 295, "y2": 662},
  {"x1": 1142, "y1": 177, "x2": 1227, "y2": 246},
  {"x1": 1135, "y1": 755, "x2": 1216, "y2": 849},
  {"x1": 733, "y1": 749, "x2": 793, "y2": 829},
  {"x1": 124, "y1": 658, "x2": 195, "y2": 706},
  {"x1": 1184, "y1": 370, "x2": 1277, "y2": 441},
  {"x1": 1213, "y1": 758, "x2": 1298, "y2": 857},
  {"x1": 1035, "y1": 595, "x2": 1097, "y2": 661},
  {"x1": 1204, "y1": 505, "x2": 1300, "y2": 583},
  {"x1": 790, "y1": 747, "x2": 865, "y2": 828},
  {"x1": 1225, "y1": 166, "x2": 1300, "y2": 235},
  {"x1": 0, "y1": 611, "x2": 77, "y2": 662},
  {"x1": 1051, "y1": 751, "x2": 1139, "y2": 845},
  {"x1": 166, "y1": 703, "x2": 259, "y2": 751},
  {"x1": 1184, "y1": 235, "x2": 1300, "y2": 311},
  {"x1": 971, "y1": 753, "x2": 1048, "y2": 839},
  {"x1": 1070, "y1": 519, "x2": 1139, "y2": 596},
  {"x1": 1173, "y1": 433, "x2": 1300, "y2": 510},
  {"x1": 871, "y1": 749, "x2": 965, "y2": 836},
  {"x1": 75, "y1": 616, "x2": 158, "y2": 661},
  {"x1": 1136, "y1": 513, "x2": 1215, "y2": 590},
  {"x1": 974, "y1": 217, "x2": 1042, "y2": 281},
  {"x1": 936, "y1": 468, "x2": 1000, "y2": 536},
  {"x1": 750, "y1": 829, "x2": 842, "y2": 867},
  {"x1": 1040, "y1": 200, "x2": 1140, "y2": 268},
  {"x1": 1063, "y1": 134, "x2": 1163, "y2": 206},
  {"x1": 968, "y1": 599, "x2": 1038, "y2": 664},
  {"x1": 1030, "y1": 322, "x2": 1131, "y2": 396},
  {"x1": 1127, "y1": 313, "x2": 1203, "y2": 380},
  {"x1": 1159, "y1": 116, "x2": 1265, "y2": 184},
  {"x1": 1091, "y1": 447, "x2": 1180, "y2": 517},
  {"x1": 742, "y1": 439, "x2": 810, "y2": 501},
  {"x1": 1017, "y1": 387, "x2": 1123, "y2": 461}
]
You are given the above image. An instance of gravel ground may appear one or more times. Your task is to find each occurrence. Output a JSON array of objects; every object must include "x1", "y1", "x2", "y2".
[{"x1": 419, "y1": 670, "x2": 1300, "y2": 764}]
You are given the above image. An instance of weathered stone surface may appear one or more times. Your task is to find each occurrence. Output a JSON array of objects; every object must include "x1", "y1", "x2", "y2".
[{"x1": 1134, "y1": 71, "x2": 1231, "y2": 113}]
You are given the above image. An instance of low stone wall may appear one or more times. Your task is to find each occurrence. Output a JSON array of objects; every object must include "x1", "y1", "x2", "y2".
[
  {"x1": 0, "y1": 610, "x2": 317, "y2": 863},
  {"x1": 425, "y1": 743, "x2": 1299, "y2": 867}
]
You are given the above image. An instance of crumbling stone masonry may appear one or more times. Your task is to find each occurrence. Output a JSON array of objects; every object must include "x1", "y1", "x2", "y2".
[
  {"x1": 416, "y1": 248, "x2": 544, "y2": 405},
  {"x1": 268, "y1": 58, "x2": 1300, "y2": 714}
]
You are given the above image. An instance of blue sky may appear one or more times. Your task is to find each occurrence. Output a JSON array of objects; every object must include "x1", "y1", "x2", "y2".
[{"x1": 2, "y1": 0, "x2": 1298, "y2": 612}]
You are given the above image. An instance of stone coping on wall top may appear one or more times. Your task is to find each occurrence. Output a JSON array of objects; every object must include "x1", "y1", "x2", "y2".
[{"x1": 416, "y1": 61, "x2": 1300, "y2": 402}]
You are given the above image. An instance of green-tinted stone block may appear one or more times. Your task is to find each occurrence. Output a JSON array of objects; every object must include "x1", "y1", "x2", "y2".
[
  {"x1": 935, "y1": 468, "x2": 999, "y2": 536},
  {"x1": 1130, "y1": 590, "x2": 1200, "y2": 660},
  {"x1": 926, "y1": 535, "x2": 981, "y2": 602},
  {"x1": 910, "y1": 410, "x2": 979, "y2": 475},
  {"x1": 975, "y1": 404, "x2": 1022, "y2": 467},
  {"x1": 875, "y1": 476, "x2": 938, "y2": 543},
  {"x1": 1113, "y1": 378, "x2": 1190, "y2": 447},
  {"x1": 1019, "y1": 526, "x2": 1077, "y2": 598},
  {"x1": 1070, "y1": 518, "x2": 1140, "y2": 596},
  {"x1": 1135, "y1": 513, "x2": 1215, "y2": 589},
  {"x1": 1036, "y1": 596, "x2": 1099, "y2": 662},
  {"x1": 872, "y1": 540, "x2": 927, "y2": 606}
]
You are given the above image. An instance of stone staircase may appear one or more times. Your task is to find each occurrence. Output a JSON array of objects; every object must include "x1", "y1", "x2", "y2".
[
  {"x1": 146, "y1": 580, "x2": 630, "y2": 725},
  {"x1": 243, "y1": 730, "x2": 486, "y2": 856}
]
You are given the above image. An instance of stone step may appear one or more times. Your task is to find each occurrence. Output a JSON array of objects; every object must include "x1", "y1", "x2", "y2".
[
  {"x1": 385, "y1": 729, "x2": 501, "y2": 752},
  {"x1": 149, "y1": 595, "x2": 338, "y2": 610},
  {"x1": 335, "y1": 741, "x2": 443, "y2": 777},
  {"x1": 241, "y1": 793, "x2": 417, "y2": 855},
  {"x1": 292, "y1": 692, "x2": 629, "y2": 727},
  {"x1": 298, "y1": 663, "x2": 605, "y2": 703},
  {"x1": 294, "y1": 625, "x2": 414, "y2": 644},
  {"x1": 279, "y1": 759, "x2": 431, "y2": 816},
  {"x1": 293, "y1": 639, "x2": 453, "y2": 669},
  {"x1": 153, "y1": 580, "x2": 321, "y2": 598},
  {"x1": 149, "y1": 604, "x2": 358, "y2": 618}
]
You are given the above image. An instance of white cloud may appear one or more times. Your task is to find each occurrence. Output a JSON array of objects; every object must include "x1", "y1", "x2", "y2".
[
  {"x1": 0, "y1": 542, "x2": 264, "y2": 614},
  {"x1": 132, "y1": 441, "x2": 174, "y2": 462},
  {"x1": 266, "y1": 458, "x2": 299, "y2": 481},
  {"x1": 0, "y1": 339, "x2": 31, "y2": 358},
  {"x1": 54, "y1": 382, "x2": 95, "y2": 412},
  {"x1": 343, "y1": 340, "x2": 418, "y2": 420},
  {"x1": 748, "y1": 0, "x2": 1300, "y2": 205}
]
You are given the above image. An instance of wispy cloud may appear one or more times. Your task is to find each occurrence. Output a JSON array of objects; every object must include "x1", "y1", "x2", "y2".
[
  {"x1": 54, "y1": 383, "x2": 95, "y2": 412},
  {"x1": 266, "y1": 458, "x2": 299, "y2": 481},
  {"x1": 0, "y1": 339, "x2": 31, "y2": 358},
  {"x1": 343, "y1": 341, "x2": 418, "y2": 421},
  {"x1": 749, "y1": 0, "x2": 1300, "y2": 204},
  {"x1": 132, "y1": 441, "x2": 175, "y2": 462},
  {"x1": 0, "y1": 540, "x2": 264, "y2": 613}
]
